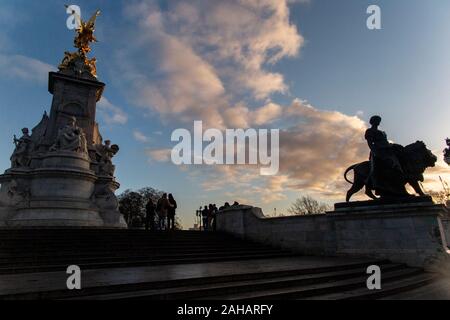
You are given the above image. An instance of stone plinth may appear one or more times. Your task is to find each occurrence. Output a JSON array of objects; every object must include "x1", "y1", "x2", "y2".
[
  {"x1": 216, "y1": 203, "x2": 450, "y2": 269},
  {"x1": 0, "y1": 151, "x2": 126, "y2": 229},
  {"x1": 43, "y1": 72, "x2": 105, "y2": 150}
]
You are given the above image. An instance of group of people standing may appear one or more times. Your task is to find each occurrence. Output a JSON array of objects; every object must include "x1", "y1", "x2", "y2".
[
  {"x1": 201, "y1": 204, "x2": 218, "y2": 231},
  {"x1": 200, "y1": 201, "x2": 240, "y2": 231},
  {"x1": 145, "y1": 193, "x2": 178, "y2": 231}
]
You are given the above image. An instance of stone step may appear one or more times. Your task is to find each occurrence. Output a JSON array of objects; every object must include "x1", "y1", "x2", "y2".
[
  {"x1": 0, "y1": 246, "x2": 278, "y2": 260},
  {"x1": 0, "y1": 230, "x2": 231, "y2": 240},
  {"x1": 303, "y1": 274, "x2": 437, "y2": 300},
  {"x1": 0, "y1": 242, "x2": 265, "y2": 252},
  {"x1": 0, "y1": 239, "x2": 254, "y2": 249},
  {"x1": 0, "y1": 230, "x2": 221, "y2": 239},
  {"x1": 0, "y1": 249, "x2": 286, "y2": 267},
  {"x1": 379, "y1": 278, "x2": 450, "y2": 300},
  {"x1": 0, "y1": 238, "x2": 246, "y2": 248},
  {"x1": 0, "y1": 259, "x2": 391, "y2": 300},
  {"x1": 203, "y1": 268, "x2": 424, "y2": 300},
  {"x1": 0, "y1": 251, "x2": 295, "y2": 274},
  {"x1": 62, "y1": 263, "x2": 406, "y2": 300},
  {"x1": 0, "y1": 230, "x2": 204, "y2": 234}
]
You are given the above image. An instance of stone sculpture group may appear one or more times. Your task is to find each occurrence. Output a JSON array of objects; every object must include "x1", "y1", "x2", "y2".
[{"x1": 0, "y1": 10, "x2": 126, "y2": 228}]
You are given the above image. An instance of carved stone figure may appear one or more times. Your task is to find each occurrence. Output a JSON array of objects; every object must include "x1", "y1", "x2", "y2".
[
  {"x1": 345, "y1": 116, "x2": 437, "y2": 202},
  {"x1": 94, "y1": 140, "x2": 119, "y2": 176},
  {"x1": 91, "y1": 184, "x2": 119, "y2": 211},
  {"x1": 50, "y1": 116, "x2": 88, "y2": 154},
  {"x1": 10, "y1": 128, "x2": 32, "y2": 168},
  {"x1": 5, "y1": 180, "x2": 30, "y2": 206}
]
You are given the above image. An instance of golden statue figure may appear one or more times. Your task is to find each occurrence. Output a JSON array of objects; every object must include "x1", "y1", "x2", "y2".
[
  {"x1": 58, "y1": 8, "x2": 100, "y2": 78},
  {"x1": 74, "y1": 9, "x2": 100, "y2": 55}
]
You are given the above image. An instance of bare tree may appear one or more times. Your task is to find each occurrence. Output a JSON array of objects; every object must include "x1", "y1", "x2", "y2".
[
  {"x1": 287, "y1": 195, "x2": 331, "y2": 216},
  {"x1": 118, "y1": 187, "x2": 166, "y2": 227},
  {"x1": 426, "y1": 176, "x2": 450, "y2": 205},
  {"x1": 118, "y1": 190, "x2": 144, "y2": 226}
]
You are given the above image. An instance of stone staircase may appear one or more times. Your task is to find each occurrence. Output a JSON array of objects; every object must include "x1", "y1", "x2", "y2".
[
  {"x1": 0, "y1": 230, "x2": 438, "y2": 300},
  {"x1": 0, "y1": 229, "x2": 293, "y2": 274}
]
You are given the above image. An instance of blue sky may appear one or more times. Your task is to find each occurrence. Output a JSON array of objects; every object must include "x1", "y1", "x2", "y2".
[{"x1": 1, "y1": 0, "x2": 450, "y2": 228}]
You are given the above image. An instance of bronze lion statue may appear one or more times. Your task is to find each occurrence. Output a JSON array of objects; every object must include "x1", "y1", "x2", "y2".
[{"x1": 344, "y1": 141, "x2": 437, "y2": 202}]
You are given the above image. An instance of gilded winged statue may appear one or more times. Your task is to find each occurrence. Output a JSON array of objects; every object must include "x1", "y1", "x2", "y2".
[
  {"x1": 58, "y1": 8, "x2": 100, "y2": 78},
  {"x1": 74, "y1": 9, "x2": 100, "y2": 55}
]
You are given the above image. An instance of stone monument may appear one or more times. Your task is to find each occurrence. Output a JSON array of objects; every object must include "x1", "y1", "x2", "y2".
[
  {"x1": 343, "y1": 115, "x2": 437, "y2": 205},
  {"x1": 0, "y1": 10, "x2": 127, "y2": 228}
]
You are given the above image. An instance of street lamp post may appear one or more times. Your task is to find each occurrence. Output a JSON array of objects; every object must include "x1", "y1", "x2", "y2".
[{"x1": 196, "y1": 207, "x2": 202, "y2": 231}]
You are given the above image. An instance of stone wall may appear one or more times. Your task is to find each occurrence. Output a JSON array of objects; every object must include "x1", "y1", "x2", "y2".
[{"x1": 216, "y1": 203, "x2": 450, "y2": 269}]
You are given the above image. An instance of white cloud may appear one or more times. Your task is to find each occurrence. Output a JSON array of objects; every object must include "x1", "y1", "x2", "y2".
[
  {"x1": 133, "y1": 130, "x2": 149, "y2": 143},
  {"x1": 146, "y1": 148, "x2": 172, "y2": 162},
  {"x1": 161, "y1": 99, "x2": 368, "y2": 203},
  {"x1": 0, "y1": 54, "x2": 55, "y2": 84},
  {"x1": 117, "y1": 1, "x2": 373, "y2": 205},
  {"x1": 278, "y1": 100, "x2": 368, "y2": 197},
  {"x1": 97, "y1": 97, "x2": 128, "y2": 125},
  {"x1": 118, "y1": 0, "x2": 303, "y2": 127}
]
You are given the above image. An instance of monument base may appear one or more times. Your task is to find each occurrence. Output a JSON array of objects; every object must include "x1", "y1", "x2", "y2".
[
  {"x1": 0, "y1": 152, "x2": 127, "y2": 229},
  {"x1": 334, "y1": 196, "x2": 434, "y2": 210}
]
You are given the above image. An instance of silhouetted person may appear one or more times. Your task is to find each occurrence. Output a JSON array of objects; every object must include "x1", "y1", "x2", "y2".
[
  {"x1": 201, "y1": 206, "x2": 209, "y2": 231},
  {"x1": 224, "y1": 202, "x2": 230, "y2": 209},
  {"x1": 212, "y1": 204, "x2": 218, "y2": 231},
  {"x1": 145, "y1": 198, "x2": 156, "y2": 231},
  {"x1": 156, "y1": 193, "x2": 170, "y2": 231},
  {"x1": 232, "y1": 201, "x2": 240, "y2": 206},
  {"x1": 208, "y1": 204, "x2": 214, "y2": 230},
  {"x1": 168, "y1": 193, "x2": 177, "y2": 230},
  {"x1": 365, "y1": 115, "x2": 403, "y2": 195}
]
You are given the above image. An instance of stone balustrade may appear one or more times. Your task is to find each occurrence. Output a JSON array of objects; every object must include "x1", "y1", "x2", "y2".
[{"x1": 216, "y1": 203, "x2": 450, "y2": 270}]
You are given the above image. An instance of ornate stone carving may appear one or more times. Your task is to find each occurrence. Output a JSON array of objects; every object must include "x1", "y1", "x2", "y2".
[
  {"x1": 94, "y1": 140, "x2": 119, "y2": 176},
  {"x1": 91, "y1": 184, "x2": 119, "y2": 211},
  {"x1": 50, "y1": 116, "x2": 88, "y2": 154},
  {"x1": 59, "y1": 52, "x2": 97, "y2": 79},
  {"x1": 5, "y1": 180, "x2": 30, "y2": 206},
  {"x1": 58, "y1": 10, "x2": 100, "y2": 79},
  {"x1": 30, "y1": 111, "x2": 49, "y2": 152},
  {"x1": 10, "y1": 128, "x2": 32, "y2": 168}
]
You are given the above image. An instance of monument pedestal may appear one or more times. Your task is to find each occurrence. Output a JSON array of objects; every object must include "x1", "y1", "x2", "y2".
[{"x1": 0, "y1": 151, "x2": 126, "y2": 228}]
